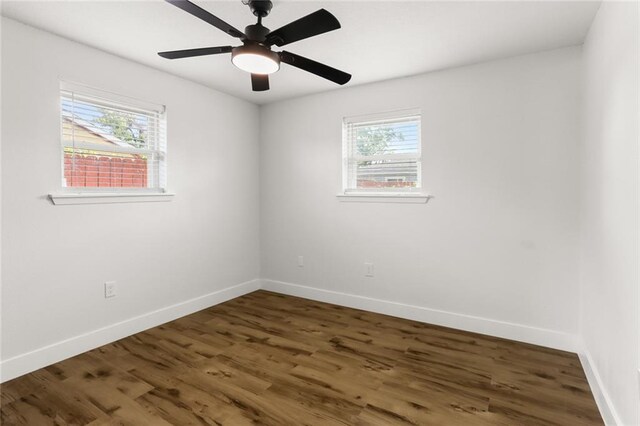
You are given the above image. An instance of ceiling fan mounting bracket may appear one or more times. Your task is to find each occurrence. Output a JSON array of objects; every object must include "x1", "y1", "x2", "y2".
[{"x1": 246, "y1": 0, "x2": 273, "y2": 18}]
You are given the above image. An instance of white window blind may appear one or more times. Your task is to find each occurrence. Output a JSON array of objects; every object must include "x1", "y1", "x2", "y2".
[
  {"x1": 343, "y1": 109, "x2": 422, "y2": 193},
  {"x1": 60, "y1": 82, "x2": 167, "y2": 192}
]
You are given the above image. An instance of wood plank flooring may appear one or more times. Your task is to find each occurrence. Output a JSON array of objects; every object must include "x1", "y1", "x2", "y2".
[{"x1": 1, "y1": 290, "x2": 603, "y2": 425}]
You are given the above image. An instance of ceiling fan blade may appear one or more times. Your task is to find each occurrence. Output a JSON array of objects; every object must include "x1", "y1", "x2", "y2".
[
  {"x1": 266, "y1": 9, "x2": 340, "y2": 47},
  {"x1": 158, "y1": 46, "x2": 233, "y2": 59},
  {"x1": 251, "y1": 74, "x2": 270, "y2": 92},
  {"x1": 279, "y1": 51, "x2": 351, "y2": 85},
  {"x1": 165, "y1": 0, "x2": 245, "y2": 39}
]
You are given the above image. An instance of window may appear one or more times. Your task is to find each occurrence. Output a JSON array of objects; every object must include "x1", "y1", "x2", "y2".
[
  {"x1": 60, "y1": 82, "x2": 167, "y2": 193},
  {"x1": 342, "y1": 109, "x2": 421, "y2": 194}
]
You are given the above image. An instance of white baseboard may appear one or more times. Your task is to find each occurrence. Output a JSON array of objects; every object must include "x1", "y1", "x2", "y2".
[
  {"x1": 261, "y1": 279, "x2": 579, "y2": 353},
  {"x1": 578, "y1": 344, "x2": 622, "y2": 426},
  {"x1": 0, "y1": 278, "x2": 582, "y2": 385},
  {"x1": 0, "y1": 279, "x2": 261, "y2": 383},
  {"x1": 3, "y1": 276, "x2": 617, "y2": 424}
]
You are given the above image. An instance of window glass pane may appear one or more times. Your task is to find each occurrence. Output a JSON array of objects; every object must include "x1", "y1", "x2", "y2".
[
  {"x1": 353, "y1": 120, "x2": 419, "y2": 156},
  {"x1": 60, "y1": 87, "x2": 166, "y2": 190},
  {"x1": 355, "y1": 159, "x2": 418, "y2": 189},
  {"x1": 61, "y1": 97, "x2": 159, "y2": 151},
  {"x1": 344, "y1": 111, "x2": 421, "y2": 193}
]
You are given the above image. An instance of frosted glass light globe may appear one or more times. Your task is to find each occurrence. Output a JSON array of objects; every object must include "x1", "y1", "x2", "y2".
[{"x1": 232, "y1": 46, "x2": 280, "y2": 74}]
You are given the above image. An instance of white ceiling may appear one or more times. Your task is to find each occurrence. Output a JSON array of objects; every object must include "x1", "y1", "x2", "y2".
[{"x1": 1, "y1": 0, "x2": 600, "y2": 104}]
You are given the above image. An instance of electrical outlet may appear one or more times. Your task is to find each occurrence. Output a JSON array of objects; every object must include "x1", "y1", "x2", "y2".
[
  {"x1": 297, "y1": 256, "x2": 304, "y2": 267},
  {"x1": 104, "y1": 281, "x2": 117, "y2": 299},
  {"x1": 365, "y1": 262, "x2": 374, "y2": 277}
]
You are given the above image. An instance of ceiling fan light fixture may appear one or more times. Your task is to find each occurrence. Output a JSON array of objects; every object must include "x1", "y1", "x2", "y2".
[{"x1": 231, "y1": 45, "x2": 280, "y2": 74}]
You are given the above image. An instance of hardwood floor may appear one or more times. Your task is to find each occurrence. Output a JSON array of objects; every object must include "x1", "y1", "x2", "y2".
[{"x1": 1, "y1": 290, "x2": 603, "y2": 425}]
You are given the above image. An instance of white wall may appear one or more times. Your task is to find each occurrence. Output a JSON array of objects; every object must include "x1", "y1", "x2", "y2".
[
  {"x1": 260, "y1": 47, "x2": 582, "y2": 347},
  {"x1": 580, "y1": 2, "x2": 639, "y2": 425},
  {"x1": 1, "y1": 18, "x2": 261, "y2": 377}
]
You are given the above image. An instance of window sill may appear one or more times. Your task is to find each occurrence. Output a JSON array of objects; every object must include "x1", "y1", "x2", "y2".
[
  {"x1": 48, "y1": 192, "x2": 175, "y2": 205},
  {"x1": 336, "y1": 193, "x2": 433, "y2": 204}
]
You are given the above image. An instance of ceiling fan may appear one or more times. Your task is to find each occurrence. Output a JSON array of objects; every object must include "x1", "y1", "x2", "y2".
[{"x1": 158, "y1": 0, "x2": 352, "y2": 92}]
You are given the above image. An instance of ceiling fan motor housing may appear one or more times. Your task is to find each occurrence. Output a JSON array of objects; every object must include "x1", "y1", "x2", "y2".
[{"x1": 245, "y1": 23, "x2": 270, "y2": 42}]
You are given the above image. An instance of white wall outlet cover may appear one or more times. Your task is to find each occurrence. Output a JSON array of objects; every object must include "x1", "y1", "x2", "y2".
[
  {"x1": 104, "y1": 281, "x2": 117, "y2": 298},
  {"x1": 297, "y1": 256, "x2": 304, "y2": 267}
]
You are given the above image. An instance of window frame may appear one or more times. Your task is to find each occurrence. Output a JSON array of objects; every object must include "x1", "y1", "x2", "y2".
[
  {"x1": 342, "y1": 108, "x2": 423, "y2": 196},
  {"x1": 58, "y1": 81, "x2": 168, "y2": 195}
]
